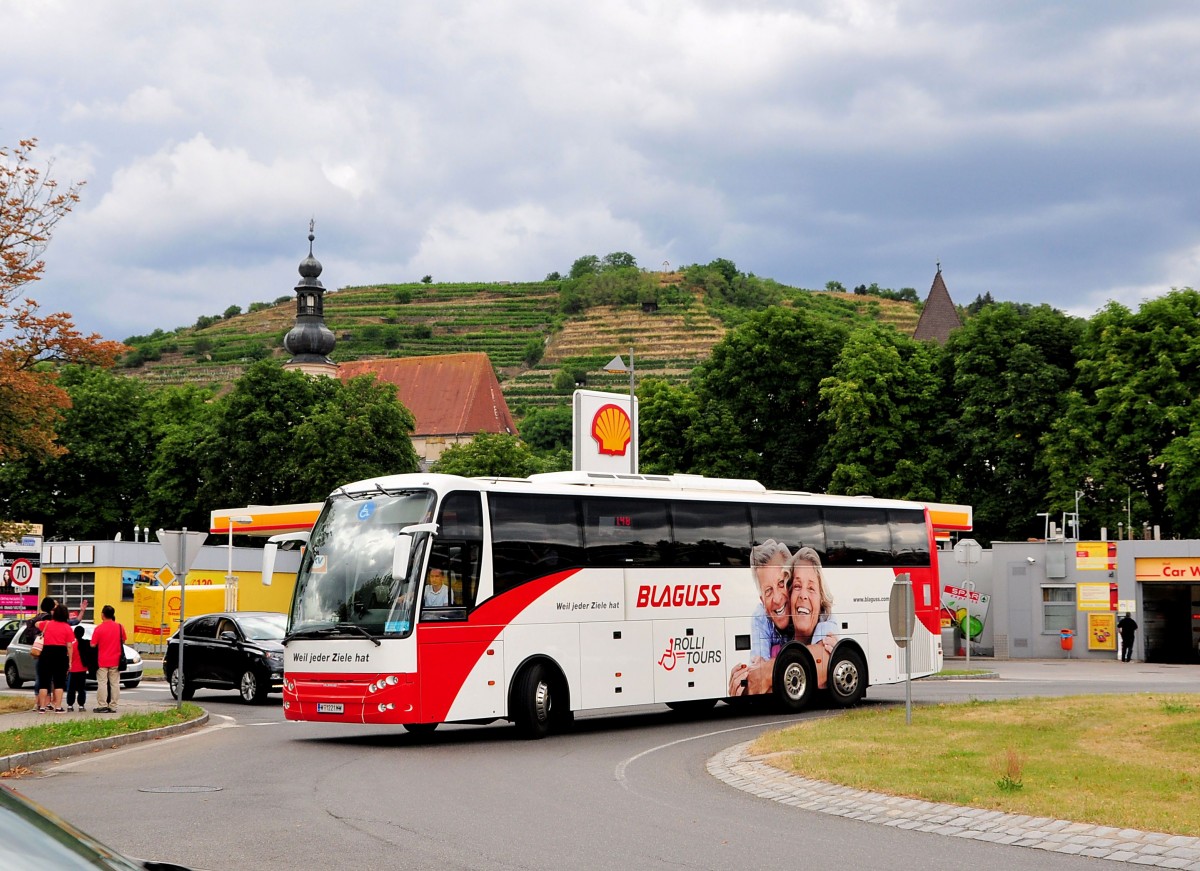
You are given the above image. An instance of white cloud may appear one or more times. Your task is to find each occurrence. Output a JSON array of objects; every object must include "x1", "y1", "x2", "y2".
[{"x1": 2, "y1": 0, "x2": 1198, "y2": 338}]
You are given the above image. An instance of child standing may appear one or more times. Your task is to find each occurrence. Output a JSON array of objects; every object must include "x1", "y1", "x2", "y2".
[{"x1": 66, "y1": 625, "x2": 91, "y2": 712}]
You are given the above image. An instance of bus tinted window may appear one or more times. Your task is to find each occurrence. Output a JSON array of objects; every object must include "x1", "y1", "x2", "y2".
[
  {"x1": 671, "y1": 501, "x2": 752, "y2": 567},
  {"x1": 823, "y1": 506, "x2": 891, "y2": 566},
  {"x1": 583, "y1": 498, "x2": 670, "y2": 566},
  {"x1": 889, "y1": 508, "x2": 930, "y2": 566},
  {"x1": 489, "y1": 493, "x2": 583, "y2": 593},
  {"x1": 750, "y1": 504, "x2": 826, "y2": 562}
]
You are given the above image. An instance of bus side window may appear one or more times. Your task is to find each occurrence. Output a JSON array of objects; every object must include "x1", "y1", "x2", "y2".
[{"x1": 435, "y1": 491, "x2": 485, "y2": 612}]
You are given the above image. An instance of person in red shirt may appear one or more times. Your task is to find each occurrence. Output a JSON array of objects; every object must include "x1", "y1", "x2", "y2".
[
  {"x1": 91, "y1": 605, "x2": 127, "y2": 713},
  {"x1": 35, "y1": 604, "x2": 75, "y2": 713},
  {"x1": 66, "y1": 624, "x2": 92, "y2": 712}
]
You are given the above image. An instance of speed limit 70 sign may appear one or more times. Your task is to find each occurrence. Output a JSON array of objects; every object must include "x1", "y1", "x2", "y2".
[{"x1": 6, "y1": 558, "x2": 34, "y2": 587}]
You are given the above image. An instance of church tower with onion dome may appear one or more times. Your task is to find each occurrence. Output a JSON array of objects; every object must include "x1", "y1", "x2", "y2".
[{"x1": 283, "y1": 221, "x2": 337, "y2": 377}]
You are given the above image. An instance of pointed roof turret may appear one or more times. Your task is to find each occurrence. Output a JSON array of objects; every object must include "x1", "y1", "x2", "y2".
[{"x1": 913, "y1": 263, "x2": 962, "y2": 344}]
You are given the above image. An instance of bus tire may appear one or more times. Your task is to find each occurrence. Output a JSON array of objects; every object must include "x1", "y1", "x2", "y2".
[
  {"x1": 827, "y1": 646, "x2": 866, "y2": 708},
  {"x1": 773, "y1": 645, "x2": 815, "y2": 714},
  {"x1": 512, "y1": 662, "x2": 562, "y2": 739}
]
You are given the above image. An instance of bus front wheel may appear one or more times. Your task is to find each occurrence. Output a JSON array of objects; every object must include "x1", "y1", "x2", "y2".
[
  {"x1": 773, "y1": 646, "x2": 815, "y2": 714},
  {"x1": 827, "y1": 647, "x2": 866, "y2": 708},
  {"x1": 512, "y1": 662, "x2": 565, "y2": 739}
]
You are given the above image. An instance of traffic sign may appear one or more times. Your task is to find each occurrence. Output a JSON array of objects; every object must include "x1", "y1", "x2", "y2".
[
  {"x1": 8, "y1": 558, "x2": 33, "y2": 587},
  {"x1": 157, "y1": 530, "x2": 208, "y2": 576},
  {"x1": 954, "y1": 538, "x2": 982, "y2": 565},
  {"x1": 889, "y1": 573, "x2": 916, "y2": 648}
]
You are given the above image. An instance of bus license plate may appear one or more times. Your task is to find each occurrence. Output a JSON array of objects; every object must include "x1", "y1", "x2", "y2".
[{"x1": 316, "y1": 703, "x2": 344, "y2": 715}]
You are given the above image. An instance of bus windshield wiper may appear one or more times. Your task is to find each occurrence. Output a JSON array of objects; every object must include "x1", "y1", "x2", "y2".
[
  {"x1": 336, "y1": 623, "x2": 382, "y2": 646},
  {"x1": 284, "y1": 624, "x2": 382, "y2": 646},
  {"x1": 283, "y1": 626, "x2": 338, "y2": 645}
]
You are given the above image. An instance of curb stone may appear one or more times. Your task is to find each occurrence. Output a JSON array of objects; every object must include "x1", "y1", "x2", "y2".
[
  {"x1": 708, "y1": 740, "x2": 1200, "y2": 867},
  {"x1": 1, "y1": 709, "x2": 209, "y2": 773}
]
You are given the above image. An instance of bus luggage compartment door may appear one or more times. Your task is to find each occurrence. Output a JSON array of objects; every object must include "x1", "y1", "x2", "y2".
[
  {"x1": 579, "y1": 621, "x2": 653, "y2": 708},
  {"x1": 652, "y1": 619, "x2": 726, "y2": 703}
]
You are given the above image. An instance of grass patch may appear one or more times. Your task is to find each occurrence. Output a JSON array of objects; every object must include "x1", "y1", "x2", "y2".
[
  {"x1": 751, "y1": 694, "x2": 1200, "y2": 836},
  {"x1": 936, "y1": 668, "x2": 993, "y2": 676},
  {"x1": 0, "y1": 702, "x2": 203, "y2": 759}
]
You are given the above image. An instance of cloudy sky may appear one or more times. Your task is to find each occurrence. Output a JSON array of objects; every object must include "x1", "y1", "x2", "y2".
[{"x1": 4, "y1": 1, "x2": 1198, "y2": 342}]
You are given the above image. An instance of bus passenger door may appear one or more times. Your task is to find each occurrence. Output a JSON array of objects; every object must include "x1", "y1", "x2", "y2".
[
  {"x1": 652, "y1": 619, "x2": 727, "y2": 703},
  {"x1": 418, "y1": 625, "x2": 506, "y2": 722}
]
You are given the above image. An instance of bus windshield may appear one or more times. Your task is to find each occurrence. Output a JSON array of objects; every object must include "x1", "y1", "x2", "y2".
[{"x1": 288, "y1": 488, "x2": 436, "y2": 639}]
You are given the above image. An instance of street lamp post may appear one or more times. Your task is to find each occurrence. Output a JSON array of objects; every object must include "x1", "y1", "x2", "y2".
[{"x1": 225, "y1": 516, "x2": 253, "y2": 611}]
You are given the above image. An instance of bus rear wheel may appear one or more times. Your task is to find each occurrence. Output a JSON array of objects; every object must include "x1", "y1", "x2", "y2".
[
  {"x1": 773, "y1": 646, "x2": 815, "y2": 713},
  {"x1": 827, "y1": 647, "x2": 866, "y2": 708},
  {"x1": 512, "y1": 662, "x2": 565, "y2": 739}
]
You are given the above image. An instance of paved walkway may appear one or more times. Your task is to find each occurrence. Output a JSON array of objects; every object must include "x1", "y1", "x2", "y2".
[{"x1": 707, "y1": 658, "x2": 1200, "y2": 868}]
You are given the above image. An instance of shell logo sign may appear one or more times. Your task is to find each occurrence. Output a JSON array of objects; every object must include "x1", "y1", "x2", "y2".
[
  {"x1": 573, "y1": 389, "x2": 638, "y2": 473},
  {"x1": 592, "y1": 404, "x2": 631, "y2": 456}
]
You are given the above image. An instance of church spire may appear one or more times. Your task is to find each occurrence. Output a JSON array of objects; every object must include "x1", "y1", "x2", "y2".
[{"x1": 282, "y1": 221, "x2": 338, "y2": 377}]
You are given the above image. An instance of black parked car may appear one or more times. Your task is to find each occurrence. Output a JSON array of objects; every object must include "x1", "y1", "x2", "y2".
[{"x1": 165, "y1": 611, "x2": 286, "y2": 704}]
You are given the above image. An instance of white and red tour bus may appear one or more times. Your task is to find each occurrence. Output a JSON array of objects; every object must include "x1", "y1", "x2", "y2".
[{"x1": 279, "y1": 471, "x2": 943, "y2": 737}]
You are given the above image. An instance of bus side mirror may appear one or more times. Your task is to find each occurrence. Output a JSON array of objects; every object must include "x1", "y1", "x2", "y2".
[
  {"x1": 393, "y1": 537, "x2": 413, "y2": 582},
  {"x1": 393, "y1": 522, "x2": 439, "y2": 581},
  {"x1": 262, "y1": 531, "x2": 310, "y2": 586}
]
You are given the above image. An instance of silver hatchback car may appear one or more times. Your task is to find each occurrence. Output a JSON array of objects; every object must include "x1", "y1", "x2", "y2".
[{"x1": 4, "y1": 620, "x2": 144, "y2": 690}]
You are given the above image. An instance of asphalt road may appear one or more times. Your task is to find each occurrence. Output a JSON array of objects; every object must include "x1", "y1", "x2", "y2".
[{"x1": 10, "y1": 660, "x2": 1197, "y2": 871}]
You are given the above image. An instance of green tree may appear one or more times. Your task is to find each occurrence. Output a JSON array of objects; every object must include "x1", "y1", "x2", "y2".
[
  {"x1": 818, "y1": 325, "x2": 951, "y2": 500},
  {"x1": 139, "y1": 383, "x2": 220, "y2": 531},
  {"x1": 1045, "y1": 290, "x2": 1200, "y2": 537},
  {"x1": 197, "y1": 362, "x2": 423, "y2": 509},
  {"x1": 290, "y1": 374, "x2": 420, "y2": 499},
  {"x1": 569, "y1": 255, "x2": 600, "y2": 279},
  {"x1": 0, "y1": 367, "x2": 151, "y2": 539},
  {"x1": 636, "y1": 378, "x2": 701, "y2": 475},
  {"x1": 601, "y1": 251, "x2": 637, "y2": 270},
  {"x1": 431, "y1": 432, "x2": 545, "y2": 477},
  {"x1": 691, "y1": 307, "x2": 850, "y2": 489},
  {"x1": 519, "y1": 405, "x2": 572, "y2": 451},
  {"x1": 945, "y1": 302, "x2": 1084, "y2": 541}
]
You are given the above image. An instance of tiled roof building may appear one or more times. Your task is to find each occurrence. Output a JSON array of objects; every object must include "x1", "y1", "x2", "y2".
[
  {"x1": 337, "y1": 353, "x2": 518, "y2": 466},
  {"x1": 912, "y1": 266, "x2": 963, "y2": 344}
]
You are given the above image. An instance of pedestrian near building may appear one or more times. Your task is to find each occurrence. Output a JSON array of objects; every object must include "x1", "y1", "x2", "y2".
[
  {"x1": 91, "y1": 605, "x2": 127, "y2": 713},
  {"x1": 66, "y1": 624, "x2": 92, "y2": 711},
  {"x1": 1117, "y1": 613, "x2": 1138, "y2": 662},
  {"x1": 35, "y1": 604, "x2": 74, "y2": 713}
]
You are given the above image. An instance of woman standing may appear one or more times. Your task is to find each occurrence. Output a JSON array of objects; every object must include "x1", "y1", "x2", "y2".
[{"x1": 36, "y1": 604, "x2": 74, "y2": 713}]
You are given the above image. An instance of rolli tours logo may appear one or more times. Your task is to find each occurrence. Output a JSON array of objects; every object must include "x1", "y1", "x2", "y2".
[
  {"x1": 591, "y1": 403, "x2": 631, "y2": 456},
  {"x1": 657, "y1": 634, "x2": 722, "y2": 670}
]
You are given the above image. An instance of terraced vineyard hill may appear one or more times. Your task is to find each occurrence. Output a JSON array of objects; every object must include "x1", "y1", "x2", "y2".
[{"x1": 121, "y1": 276, "x2": 923, "y2": 416}]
